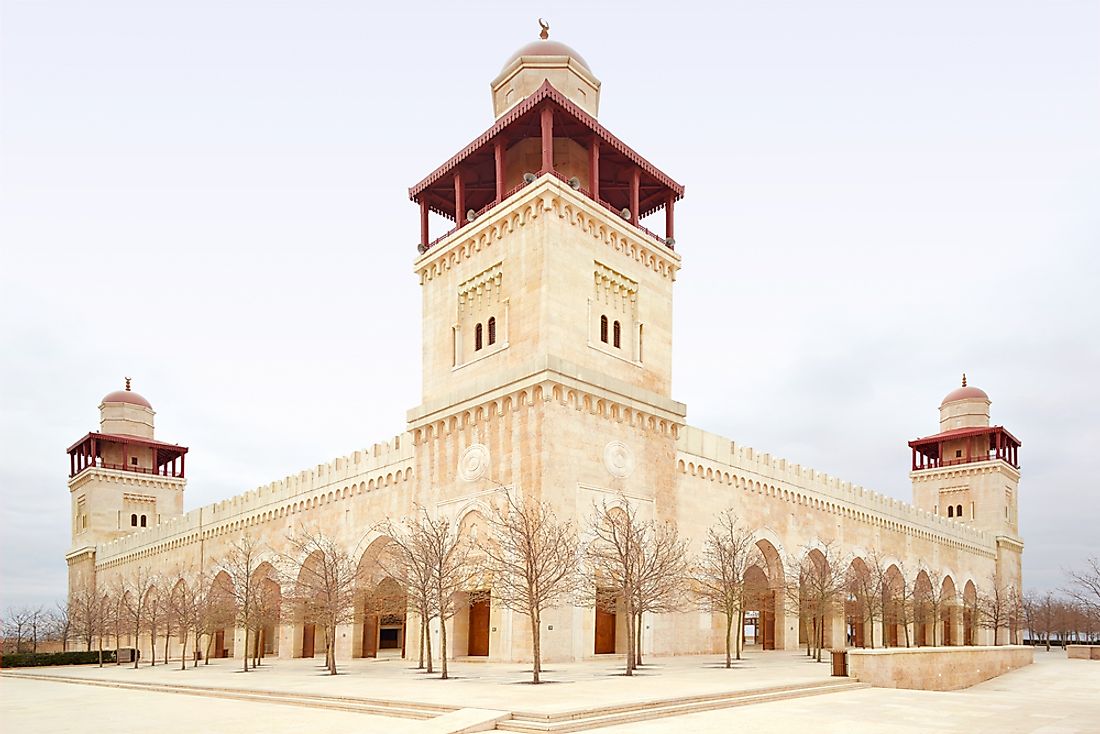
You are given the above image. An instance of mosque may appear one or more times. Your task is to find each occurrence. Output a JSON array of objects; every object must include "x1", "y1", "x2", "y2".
[{"x1": 64, "y1": 29, "x2": 1023, "y2": 662}]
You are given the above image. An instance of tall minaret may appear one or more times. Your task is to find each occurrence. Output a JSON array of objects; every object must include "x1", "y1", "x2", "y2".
[
  {"x1": 909, "y1": 375, "x2": 1024, "y2": 625},
  {"x1": 404, "y1": 25, "x2": 685, "y2": 658},
  {"x1": 65, "y1": 379, "x2": 188, "y2": 596}
]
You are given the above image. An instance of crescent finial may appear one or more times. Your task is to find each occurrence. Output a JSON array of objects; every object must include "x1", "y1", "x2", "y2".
[{"x1": 538, "y1": 18, "x2": 550, "y2": 40}]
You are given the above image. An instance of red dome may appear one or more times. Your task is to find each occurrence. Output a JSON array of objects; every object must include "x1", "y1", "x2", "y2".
[
  {"x1": 503, "y1": 40, "x2": 591, "y2": 73},
  {"x1": 941, "y1": 385, "x2": 989, "y2": 405},
  {"x1": 101, "y1": 389, "x2": 152, "y2": 409}
]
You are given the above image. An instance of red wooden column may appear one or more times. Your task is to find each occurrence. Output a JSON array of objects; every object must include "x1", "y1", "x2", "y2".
[
  {"x1": 589, "y1": 139, "x2": 600, "y2": 200},
  {"x1": 665, "y1": 193, "x2": 675, "y2": 242},
  {"x1": 180, "y1": 453, "x2": 185, "y2": 479},
  {"x1": 630, "y1": 167, "x2": 640, "y2": 225},
  {"x1": 911, "y1": 448, "x2": 916, "y2": 471},
  {"x1": 70, "y1": 452, "x2": 75, "y2": 477},
  {"x1": 419, "y1": 200, "x2": 429, "y2": 249},
  {"x1": 540, "y1": 106, "x2": 554, "y2": 173},
  {"x1": 995, "y1": 431, "x2": 1002, "y2": 461},
  {"x1": 494, "y1": 140, "x2": 505, "y2": 203},
  {"x1": 454, "y1": 170, "x2": 466, "y2": 226}
]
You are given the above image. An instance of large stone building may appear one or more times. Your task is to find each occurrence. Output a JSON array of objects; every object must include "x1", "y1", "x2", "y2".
[{"x1": 64, "y1": 31, "x2": 1023, "y2": 663}]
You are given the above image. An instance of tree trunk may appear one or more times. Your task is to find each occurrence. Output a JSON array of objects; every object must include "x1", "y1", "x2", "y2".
[
  {"x1": 439, "y1": 612, "x2": 449, "y2": 680},
  {"x1": 204, "y1": 632, "x2": 213, "y2": 664},
  {"x1": 180, "y1": 637, "x2": 188, "y2": 670},
  {"x1": 724, "y1": 612, "x2": 733, "y2": 668},
  {"x1": 424, "y1": 616, "x2": 433, "y2": 674},
  {"x1": 417, "y1": 614, "x2": 425, "y2": 669},
  {"x1": 635, "y1": 611, "x2": 643, "y2": 667},
  {"x1": 150, "y1": 622, "x2": 157, "y2": 665},
  {"x1": 735, "y1": 609, "x2": 743, "y2": 661},
  {"x1": 164, "y1": 630, "x2": 171, "y2": 666},
  {"x1": 242, "y1": 628, "x2": 250, "y2": 672},
  {"x1": 328, "y1": 624, "x2": 337, "y2": 675},
  {"x1": 530, "y1": 610, "x2": 541, "y2": 684},
  {"x1": 629, "y1": 598, "x2": 638, "y2": 673}
]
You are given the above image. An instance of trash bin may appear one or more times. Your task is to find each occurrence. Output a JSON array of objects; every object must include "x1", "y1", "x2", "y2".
[{"x1": 830, "y1": 649, "x2": 847, "y2": 677}]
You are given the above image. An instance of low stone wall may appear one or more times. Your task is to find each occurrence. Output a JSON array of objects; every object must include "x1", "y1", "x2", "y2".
[
  {"x1": 847, "y1": 645, "x2": 1032, "y2": 691},
  {"x1": 1067, "y1": 645, "x2": 1100, "y2": 660}
]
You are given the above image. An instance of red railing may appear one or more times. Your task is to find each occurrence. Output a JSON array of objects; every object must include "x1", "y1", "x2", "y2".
[
  {"x1": 419, "y1": 172, "x2": 674, "y2": 254},
  {"x1": 914, "y1": 454, "x2": 1019, "y2": 471},
  {"x1": 71, "y1": 461, "x2": 183, "y2": 479}
]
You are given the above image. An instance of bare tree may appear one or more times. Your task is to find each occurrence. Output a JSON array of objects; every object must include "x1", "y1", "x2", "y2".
[
  {"x1": 788, "y1": 542, "x2": 850, "y2": 662},
  {"x1": 422, "y1": 509, "x2": 484, "y2": 680},
  {"x1": 482, "y1": 491, "x2": 581, "y2": 683},
  {"x1": 374, "y1": 518, "x2": 438, "y2": 673},
  {"x1": 631, "y1": 515, "x2": 690, "y2": 667},
  {"x1": 691, "y1": 510, "x2": 761, "y2": 667},
  {"x1": 217, "y1": 535, "x2": 265, "y2": 672},
  {"x1": 278, "y1": 527, "x2": 359, "y2": 676},
  {"x1": 1066, "y1": 557, "x2": 1100, "y2": 629},
  {"x1": 50, "y1": 602, "x2": 72, "y2": 652},
  {"x1": 2, "y1": 607, "x2": 32, "y2": 654},
  {"x1": 121, "y1": 567, "x2": 155, "y2": 668},
  {"x1": 917, "y1": 566, "x2": 947, "y2": 647},
  {"x1": 977, "y1": 575, "x2": 1013, "y2": 645},
  {"x1": 583, "y1": 499, "x2": 686, "y2": 676}
]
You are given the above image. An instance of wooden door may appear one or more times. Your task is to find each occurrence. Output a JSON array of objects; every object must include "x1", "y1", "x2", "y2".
[
  {"x1": 468, "y1": 599, "x2": 490, "y2": 656},
  {"x1": 362, "y1": 615, "x2": 378, "y2": 658},
  {"x1": 214, "y1": 629, "x2": 225, "y2": 658},
  {"x1": 595, "y1": 589, "x2": 616, "y2": 654},
  {"x1": 302, "y1": 623, "x2": 316, "y2": 658},
  {"x1": 762, "y1": 603, "x2": 776, "y2": 650},
  {"x1": 852, "y1": 621, "x2": 864, "y2": 648}
]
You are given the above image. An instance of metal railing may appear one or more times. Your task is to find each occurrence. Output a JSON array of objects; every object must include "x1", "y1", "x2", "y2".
[{"x1": 71, "y1": 461, "x2": 183, "y2": 479}]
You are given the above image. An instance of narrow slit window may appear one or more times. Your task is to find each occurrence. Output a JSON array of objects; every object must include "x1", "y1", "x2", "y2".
[
  {"x1": 487, "y1": 317, "x2": 496, "y2": 345},
  {"x1": 131, "y1": 513, "x2": 138, "y2": 527},
  {"x1": 475, "y1": 323, "x2": 483, "y2": 351},
  {"x1": 613, "y1": 320, "x2": 621, "y2": 348},
  {"x1": 947, "y1": 506, "x2": 954, "y2": 518},
  {"x1": 600, "y1": 315, "x2": 608, "y2": 343},
  {"x1": 140, "y1": 514, "x2": 147, "y2": 527},
  {"x1": 957, "y1": 504, "x2": 964, "y2": 518}
]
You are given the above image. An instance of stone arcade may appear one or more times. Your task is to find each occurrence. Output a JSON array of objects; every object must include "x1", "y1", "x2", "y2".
[{"x1": 64, "y1": 31, "x2": 1024, "y2": 664}]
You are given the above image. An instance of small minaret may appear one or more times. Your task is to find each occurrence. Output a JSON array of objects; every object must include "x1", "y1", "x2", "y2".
[
  {"x1": 65, "y1": 379, "x2": 188, "y2": 596},
  {"x1": 909, "y1": 375, "x2": 1023, "y2": 616}
]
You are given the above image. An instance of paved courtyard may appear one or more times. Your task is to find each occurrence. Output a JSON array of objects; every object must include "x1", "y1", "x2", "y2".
[{"x1": 2, "y1": 649, "x2": 1097, "y2": 733}]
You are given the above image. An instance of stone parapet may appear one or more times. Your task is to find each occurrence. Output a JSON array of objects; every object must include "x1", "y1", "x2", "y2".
[
  {"x1": 677, "y1": 426, "x2": 994, "y2": 554},
  {"x1": 95, "y1": 433, "x2": 413, "y2": 565},
  {"x1": 1067, "y1": 645, "x2": 1100, "y2": 660},
  {"x1": 848, "y1": 645, "x2": 1032, "y2": 690}
]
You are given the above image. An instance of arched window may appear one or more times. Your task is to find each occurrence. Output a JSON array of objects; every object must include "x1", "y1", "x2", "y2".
[
  {"x1": 475, "y1": 323, "x2": 483, "y2": 351},
  {"x1": 140, "y1": 514, "x2": 147, "y2": 527},
  {"x1": 947, "y1": 506, "x2": 954, "y2": 518},
  {"x1": 131, "y1": 513, "x2": 138, "y2": 526},
  {"x1": 487, "y1": 317, "x2": 496, "y2": 346},
  {"x1": 613, "y1": 320, "x2": 621, "y2": 348},
  {"x1": 957, "y1": 504, "x2": 963, "y2": 518},
  {"x1": 600, "y1": 315, "x2": 608, "y2": 343}
]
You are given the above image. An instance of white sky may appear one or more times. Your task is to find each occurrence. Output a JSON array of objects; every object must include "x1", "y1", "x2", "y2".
[{"x1": 2, "y1": 0, "x2": 1098, "y2": 607}]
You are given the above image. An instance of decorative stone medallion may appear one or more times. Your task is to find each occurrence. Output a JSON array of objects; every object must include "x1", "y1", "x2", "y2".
[
  {"x1": 459, "y1": 443, "x2": 490, "y2": 481},
  {"x1": 603, "y1": 441, "x2": 635, "y2": 479}
]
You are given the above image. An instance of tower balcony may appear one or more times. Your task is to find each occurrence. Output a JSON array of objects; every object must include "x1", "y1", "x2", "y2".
[
  {"x1": 67, "y1": 431, "x2": 188, "y2": 480},
  {"x1": 908, "y1": 425, "x2": 1020, "y2": 472},
  {"x1": 410, "y1": 80, "x2": 683, "y2": 254}
]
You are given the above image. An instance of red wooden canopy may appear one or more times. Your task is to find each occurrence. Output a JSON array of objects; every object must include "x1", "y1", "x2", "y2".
[{"x1": 409, "y1": 80, "x2": 684, "y2": 251}]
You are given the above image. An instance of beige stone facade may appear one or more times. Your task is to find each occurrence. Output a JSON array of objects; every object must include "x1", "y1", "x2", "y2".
[{"x1": 65, "y1": 33, "x2": 1024, "y2": 665}]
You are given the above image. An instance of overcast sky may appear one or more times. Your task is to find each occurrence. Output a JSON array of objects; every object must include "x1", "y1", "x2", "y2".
[{"x1": 2, "y1": 1, "x2": 1098, "y2": 608}]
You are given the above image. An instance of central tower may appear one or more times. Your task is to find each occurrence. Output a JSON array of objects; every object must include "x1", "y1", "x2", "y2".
[{"x1": 404, "y1": 27, "x2": 685, "y2": 660}]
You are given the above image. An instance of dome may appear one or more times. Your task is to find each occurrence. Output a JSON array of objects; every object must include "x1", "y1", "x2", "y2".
[
  {"x1": 941, "y1": 374, "x2": 988, "y2": 406},
  {"x1": 101, "y1": 379, "x2": 152, "y2": 409},
  {"x1": 503, "y1": 39, "x2": 591, "y2": 73}
]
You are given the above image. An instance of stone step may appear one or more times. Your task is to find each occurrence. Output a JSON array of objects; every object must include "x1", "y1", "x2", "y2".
[
  {"x1": 496, "y1": 680, "x2": 869, "y2": 733},
  {"x1": 0, "y1": 671, "x2": 447, "y2": 719}
]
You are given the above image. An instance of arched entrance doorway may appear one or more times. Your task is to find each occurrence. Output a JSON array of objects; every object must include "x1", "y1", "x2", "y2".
[
  {"x1": 941, "y1": 576, "x2": 958, "y2": 646},
  {"x1": 251, "y1": 563, "x2": 281, "y2": 661},
  {"x1": 963, "y1": 580, "x2": 978, "y2": 646},
  {"x1": 913, "y1": 570, "x2": 933, "y2": 646},
  {"x1": 845, "y1": 558, "x2": 871, "y2": 647},
  {"x1": 209, "y1": 571, "x2": 236, "y2": 659},
  {"x1": 353, "y1": 536, "x2": 408, "y2": 659}
]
